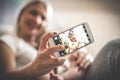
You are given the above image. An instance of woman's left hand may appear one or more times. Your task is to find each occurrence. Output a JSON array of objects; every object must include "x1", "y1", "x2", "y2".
[
  {"x1": 49, "y1": 71, "x2": 64, "y2": 80},
  {"x1": 62, "y1": 51, "x2": 94, "y2": 80}
]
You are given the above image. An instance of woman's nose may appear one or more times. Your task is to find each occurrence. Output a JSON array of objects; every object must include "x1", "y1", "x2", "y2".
[
  {"x1": 37, "y1": 16, "x2": 42, "y2": 25},
  {"x1": 35, "y1": 16, "x2": 42, "y2": 25}
]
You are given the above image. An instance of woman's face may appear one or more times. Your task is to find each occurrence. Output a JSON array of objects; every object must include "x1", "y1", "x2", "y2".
[{"x1": 19, "y1": 4, "x2": 47, "y2": 37}]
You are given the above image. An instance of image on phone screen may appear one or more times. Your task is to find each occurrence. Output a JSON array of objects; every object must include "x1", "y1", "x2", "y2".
[{"x1": 51, "y1": 23, "x2": 94, "y2": 56}]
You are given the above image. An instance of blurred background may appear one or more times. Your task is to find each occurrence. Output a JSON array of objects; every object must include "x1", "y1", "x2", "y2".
[{"x1": 0, "y1": 0, "x2": 120, "y2": 57}]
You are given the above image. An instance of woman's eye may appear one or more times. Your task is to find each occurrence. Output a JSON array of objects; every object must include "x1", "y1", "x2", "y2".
[
  {"x1": 30, "y1": 10, "x2": 38, "y2": 16},
  {"x1": 41, "y1": 16, "x2": 46, "y2": 21},
  {"x1": 29, "y1": 10, "x2": 46, "y2": 21}
]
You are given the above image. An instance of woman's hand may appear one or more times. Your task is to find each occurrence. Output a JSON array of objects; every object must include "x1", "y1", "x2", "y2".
[
  {"x1": 29, "y1": 32, "x2": 66, "y2": 78},
  {"x1": 62, "y1": 51, "x2": 94, "y2": 80},
  {"x1": 49, "y1": 71, "x2": 64, "y2": 80},
  {"x1": 69, "y1": 51, "x2": 93, "y2": 69}
]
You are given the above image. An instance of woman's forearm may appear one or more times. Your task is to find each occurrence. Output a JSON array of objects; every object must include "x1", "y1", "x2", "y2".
[
  {"x1": 2, "y1": 63, "x2": 37, "y2": 80},
  {"x1": 0, "y1": 41, "x2": 37, "y2": 80}
]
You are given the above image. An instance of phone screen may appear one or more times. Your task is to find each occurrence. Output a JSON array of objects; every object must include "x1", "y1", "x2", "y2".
[{"x1": 52, "y1": 23, "x2": 93, "y2": 56}]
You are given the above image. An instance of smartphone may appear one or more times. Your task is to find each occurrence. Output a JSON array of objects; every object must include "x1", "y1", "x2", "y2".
[{"x1": 49, "y1": 22, "x2": 94, "y2": 57}]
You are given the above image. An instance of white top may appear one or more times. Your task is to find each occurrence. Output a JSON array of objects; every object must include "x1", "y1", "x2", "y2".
[{"x1": 0, "y1": 33, "x2": 37, "y2": 69}]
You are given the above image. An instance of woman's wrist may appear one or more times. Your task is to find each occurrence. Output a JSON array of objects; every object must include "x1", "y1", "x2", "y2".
[
  {"x1": 62, "y1": 74, "x2": 68, "y2": 80},
  {"x1": 57, "y1": 75, "x2": 65, "y2": 80},
  {"x1": 23, "y1": 62, "x2": 37, "y2": 80}
]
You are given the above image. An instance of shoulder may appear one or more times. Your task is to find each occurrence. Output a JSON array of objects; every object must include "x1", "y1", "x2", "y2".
[{"x1": 0, "y1": 34, "x2": 18, "y2": 53}]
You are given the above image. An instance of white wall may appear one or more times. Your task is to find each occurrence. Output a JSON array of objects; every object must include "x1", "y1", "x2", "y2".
[
  {"x1": 1, "y1": 0, "x2": 120, "y2": 57},
  {"x1": 46, "y1": 0, "x2": 120, "y2": 57}
]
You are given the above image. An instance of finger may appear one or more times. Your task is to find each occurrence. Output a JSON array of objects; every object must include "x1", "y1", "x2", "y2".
[
  {"x1": 54, "y1": 57, "x2": 65, "y2": 65},
  {"x1": 82, "y1": 54, "x2": 93, "y2": 68},
  {"x1": 79, "y1": 54, "x2": 92, "y2": 69},
  {"x1": 69, "y1": 50, "x2": 80, "y2": 62},
  {"x1": 45, "y1": 45, "x2": 66, "y2": 56},
  {"x1": 79, "y1": 58, "x2": 87, "y2": 69},
  {"x1": 76, "y1": 53, "x2": 86, "y2": 65},
  {"x1": 76, "y1": 54, "x2": 86, "y2": 69},
  {"x1": 50, "y1": 72, "x2": 63, "y2": 80},
  {"x1": 69, "y1": 53, "x2": 77, "y2": 62},
  {"x1": 39, "y1": 32, "x2": 57, "y2": 50},
  {"x1": 73, "y1": 51, "x2": 80, "y2": 60},
  {"x1": 84, "y1": 61, "x2": 91, "y2": 69},
  {"x1": 49, "y1": 57, "x2": 65, "y2": 68},
  {"x1": 86, "y1": 53, "x2": 94, "y2": 63},
  {"x1": 50, "y1": 72, "x2": 58, "y2": 80}
]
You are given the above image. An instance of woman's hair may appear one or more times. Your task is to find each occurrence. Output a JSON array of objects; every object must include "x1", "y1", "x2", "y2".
[
  {"x1": 16, "y1": 0, "x2": 53, "y2": 34},
  {"x1": 17, "y1": 0, "x2": 47, "y2": 22}
]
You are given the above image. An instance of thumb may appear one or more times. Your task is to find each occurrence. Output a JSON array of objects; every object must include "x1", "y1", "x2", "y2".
[
  {"x1": 53, "y1": 57, "x2": 66, "y2": 66},
  {"x1": 39, "y1": 32, "x2": 56, "y2": 50}
]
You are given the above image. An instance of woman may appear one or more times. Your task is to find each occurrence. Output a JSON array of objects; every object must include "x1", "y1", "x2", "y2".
[{"x1": 0, "y1": 0, "x2": 92, "y2": 80}]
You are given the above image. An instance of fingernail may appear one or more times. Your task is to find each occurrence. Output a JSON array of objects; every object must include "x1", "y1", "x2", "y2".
[
  {"x1": 53, "y1": 32, "x2": 57, "y2": 34},
  {"x1": 77, "y1": 63, "x2": 80, "y2": 66},
  {"x1": 65, "y1": 45, "x2": 68, "y2": 49}
]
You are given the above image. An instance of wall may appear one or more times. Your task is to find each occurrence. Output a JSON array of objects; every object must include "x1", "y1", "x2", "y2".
[
  {"x1": 47, "y1": 0, "x2": 120, "y2": 57},
  {"x1": 0, "y1": 0, "x2": 120, "y2": 57}
]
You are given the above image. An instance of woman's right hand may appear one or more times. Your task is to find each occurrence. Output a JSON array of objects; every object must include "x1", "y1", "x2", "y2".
[{"x1": 29, "y1": 32, "x2": 66, "y2": 78}]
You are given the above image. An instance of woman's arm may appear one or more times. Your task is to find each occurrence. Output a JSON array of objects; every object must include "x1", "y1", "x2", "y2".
[
  {"x1": 0, "y1": 32, "x2": 66, "y2": 80},
  {"x1": 0, "y1": 41, "x2": 35, "y2": 80}
]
